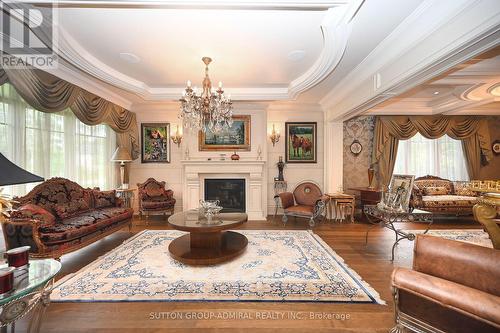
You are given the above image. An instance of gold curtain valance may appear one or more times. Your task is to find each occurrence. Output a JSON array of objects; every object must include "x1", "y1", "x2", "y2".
[
  {"x1": 0, "y1": 63, "x2": 139, "y2": 159},
  {"x1": 372, "y1": 115, "x2": 492, "y2": 185}
]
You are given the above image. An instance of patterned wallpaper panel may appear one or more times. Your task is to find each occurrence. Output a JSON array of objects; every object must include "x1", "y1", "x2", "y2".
[{"x1": 343, "y1": 116, "x2": 376, "y2": 193}]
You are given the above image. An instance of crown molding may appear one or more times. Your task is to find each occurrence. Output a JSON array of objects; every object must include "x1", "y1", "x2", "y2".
[
  {"x1": 29, "y1": 0, "x2": 348, "y2": 10},
  {"x1": 322, "y1": 0, "x2": 500, "y2": 121}
]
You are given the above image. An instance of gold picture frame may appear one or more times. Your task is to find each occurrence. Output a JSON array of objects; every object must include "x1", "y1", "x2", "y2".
[{"x1": 198, "y1": 115, "x2": 251, "y2": 151}]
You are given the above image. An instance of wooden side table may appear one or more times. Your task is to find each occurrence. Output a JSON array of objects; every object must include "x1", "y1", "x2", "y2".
[
  {"x1": 348, "y1": 187, "x2": 382, "y2": 221},
  {"x1": 115, "y1": 188, "x2": 136, "y2": 209},
  {"x1": 326, "y1": 193, "x2": 355, "y2": 222}
]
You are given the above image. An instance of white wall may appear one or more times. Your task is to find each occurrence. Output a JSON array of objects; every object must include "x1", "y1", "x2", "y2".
[
  {"x1": 266, "y1": 103, "x2": 325, "y2": 215},
  {"x1": 129, "y1": 102, "x2": 326, "y2": 217}
]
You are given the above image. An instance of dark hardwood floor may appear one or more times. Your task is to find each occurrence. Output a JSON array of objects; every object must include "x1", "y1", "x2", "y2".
[{"x1": 10, "y1": 215, "x2": 479, "y2": 333}]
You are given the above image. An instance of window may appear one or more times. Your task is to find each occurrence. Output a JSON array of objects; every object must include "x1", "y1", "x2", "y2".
[
  {"x1": 394, "y1": 133, "x2": 469, "y2": 181},
  {"x1": 0, "y1": 84, "x2": 116, "y2": 196}
]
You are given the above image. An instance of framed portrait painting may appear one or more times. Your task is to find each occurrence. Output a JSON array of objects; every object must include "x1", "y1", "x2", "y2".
[
  {"x1": 388, "y1": 174, "x2": 415, "y2": 211},
  {"x1": 199, "y1": 115, "x2": 251, "y2": 151},
  {"x1": 141, "y1": 123, "x2": 170, "y2": 163},
  {"x1": 285, "y1": 122, "x2": 317, "y2": 163}
]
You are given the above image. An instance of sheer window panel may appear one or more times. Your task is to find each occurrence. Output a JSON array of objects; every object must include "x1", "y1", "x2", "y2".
[
  {"x1": 0, "y1": 83, "x2": 116, "y2": 196},
  {"x1": 394, "y1": 133, "x2": 469, "y2": 181}
]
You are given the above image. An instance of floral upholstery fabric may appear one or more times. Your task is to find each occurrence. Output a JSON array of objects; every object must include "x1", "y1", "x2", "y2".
[
  {"x1": 421, "y1": 195, "x2": 477, "y2": 211},
  {"x1": 14, "y1": 178, "x2": 92, "y2": 215},
  {"x1": 414, "y1": 179, "x2": 453, "y2": 194},
  {"x1": 54, "y1": 198, "x2": 90, "y2": 219},
  {"x1": 453, "y1": 182, "x2": 476, "y2": 196},
  {"x1": 423, "y1": 186, "x2": 449, "y2": 196},
  {"x1": 10, "y1": 204, "x2": 56, "y2": 227},
  {"x1": 39, "y1": 207, "x2": 133, "y2": 244},
  {"x1": 137, "y1": 178, "x2": 176, "y2": 213},
  {"x1": 92, "y1": 190, "x2": 117, "y2": 209}
]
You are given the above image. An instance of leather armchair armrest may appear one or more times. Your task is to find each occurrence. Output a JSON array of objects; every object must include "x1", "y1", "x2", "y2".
[
  {"x1": 278, "y1": 192, "x2": 294, "y2": 209},
  {"x1": 392, "y1": 267, "x2": 500, "y2": 328}
]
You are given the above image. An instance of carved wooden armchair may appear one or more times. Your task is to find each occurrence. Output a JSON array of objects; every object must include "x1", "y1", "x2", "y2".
[
  {"x1": 137, "y1": 178, "x2": 176, "y2": 219},
  {"x1": 275, "y1": 181, "x2": 329, "y2": 227}
]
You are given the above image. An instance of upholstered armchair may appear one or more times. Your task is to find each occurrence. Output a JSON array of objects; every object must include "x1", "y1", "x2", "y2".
[
  {"x1": 137, "y1": 178, "x2": 176, "y2": 219},
  {"x1": 391, "y1": 235, "x2": 500, "y2": 333},
  {"x1": 275, "y1": 182, "x2": 329, "y2": 227}
]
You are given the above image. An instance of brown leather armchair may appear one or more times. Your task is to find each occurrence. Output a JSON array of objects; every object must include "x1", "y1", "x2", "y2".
[
  {"x1": 391, "y1": 234, "x2": 500, "y2": 333},
  {"x1": 137, "y1": 178, "x2": 176, "y2": 219},
  {"x1": 275, "y1": 182, "x2": 329, "y2": 227}
]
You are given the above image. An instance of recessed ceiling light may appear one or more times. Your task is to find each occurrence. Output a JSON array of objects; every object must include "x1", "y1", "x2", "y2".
[
  {"x1": 433, "y1": 91, "x2": 440, "y2": 95},
  {"x1": 287, "y1": 50, "x2": 306, "y2": 62},
  {"x1": 489, "y1": 84, "x2": 500, "y2": 97},
  {"x1": 119, "y1": 52, "x2": 141, "y2": 64}
]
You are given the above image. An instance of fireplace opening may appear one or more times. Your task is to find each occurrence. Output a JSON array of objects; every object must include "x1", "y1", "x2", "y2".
[{"x1": 204, "y1": 179, "x2": 246, "y2": 213}]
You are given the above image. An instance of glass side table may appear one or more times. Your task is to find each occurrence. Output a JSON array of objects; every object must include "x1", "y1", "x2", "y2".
[
  {"x1": 364, "y1": 205, "x2": 434, "y2": 261},
  {"x1": 115, "y1": 188, "x2": 136, "y2": 209},
  {"x1": 0, "y1": 259, "x2": 61, "y2": 333}
]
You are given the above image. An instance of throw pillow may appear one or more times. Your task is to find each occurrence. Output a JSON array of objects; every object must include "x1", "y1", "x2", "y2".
[
  {"x1": 454, "y1": 183, "x2": 475, "y2": 196},
  {"x1": 54, "y1": 199, "x2": 90, "y2": 220},
  {"x1": 10, "y1": 204, "x2": 56, "y2": 226},
  {"x1": 147, "y1": 188, "x2": 164, "y2": 197},
  {"x1": 423, "y1": 186, "x2": 448, "y2": 196},
  {"x1": 92, "y1": 190, "x2": 116, "y2": 209}
]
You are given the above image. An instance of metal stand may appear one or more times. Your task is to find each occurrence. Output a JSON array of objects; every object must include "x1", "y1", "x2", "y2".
[
  {"x1": 0, "y1": 279, "x2": 55, "y2": 333},
  {"x1": 364, "y1": 205, "x2": 434, "y2": 261}
]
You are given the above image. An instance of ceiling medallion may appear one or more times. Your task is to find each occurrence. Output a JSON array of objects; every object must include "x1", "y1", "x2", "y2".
[{"x1": 179, "y1": 57, "x2": 233, "y2": 133}]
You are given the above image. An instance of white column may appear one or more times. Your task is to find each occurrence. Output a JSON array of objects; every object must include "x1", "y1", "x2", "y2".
[{"x1": 324, "y1": 121, "x2": 344, "y2": 193}]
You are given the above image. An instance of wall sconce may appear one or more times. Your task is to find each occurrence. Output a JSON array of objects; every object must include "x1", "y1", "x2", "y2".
[
  {"x1": 269, "y1": 124, "x2": 280, "y2": 146},
  {"x1": 170, "y1": 125, "x2": 183, "y2": 148}
]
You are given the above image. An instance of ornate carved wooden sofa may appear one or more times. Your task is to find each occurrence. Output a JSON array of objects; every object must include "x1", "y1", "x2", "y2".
[
  {"x1": 411, "y1": 175, "x2": 478, "y2": 215},
  {"x1": 1, "y1": 177, "x2": 133, "y2": 259},
  {"x1": 137, "y1": 178, "x2": 176, "y2": 218},
  {"x1": 275, "y1": 181, "x2": 329, "y2": 227}
]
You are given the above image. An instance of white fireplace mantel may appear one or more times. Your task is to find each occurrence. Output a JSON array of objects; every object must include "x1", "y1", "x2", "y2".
[{"x1": 181, "y1": 159, "x2": 267, "y2": 220}]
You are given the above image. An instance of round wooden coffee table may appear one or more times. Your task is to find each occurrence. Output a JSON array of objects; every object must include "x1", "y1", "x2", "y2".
[{"x1": 167, "y1": 210, "x2": 248, "y2": 265}]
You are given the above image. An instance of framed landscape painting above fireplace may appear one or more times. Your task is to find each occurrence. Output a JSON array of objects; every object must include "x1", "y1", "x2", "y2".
[
  {"x1": 199, "y1": 115, "x2": 251, "y2": 151},
  {"x1": 285, "y1": 122, "x2": 317, "y2": 163}
]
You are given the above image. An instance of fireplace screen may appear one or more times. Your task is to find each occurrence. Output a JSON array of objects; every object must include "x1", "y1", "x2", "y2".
[{"x1": 204, "y1": 179, "x2": 246, "y2": 212}]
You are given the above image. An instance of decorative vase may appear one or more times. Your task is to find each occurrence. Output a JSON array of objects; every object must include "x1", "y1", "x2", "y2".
[
  {"x1": 231, "y1": 152, "x2": 240, "y2": 160},
  {"x1": 367, "y1": 167, "x2": 375, "y2": 189}
]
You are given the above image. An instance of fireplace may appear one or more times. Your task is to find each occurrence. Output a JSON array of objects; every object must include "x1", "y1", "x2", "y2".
[{"x1": 204, "y1": 178, "x2": 246, "y2": 213}]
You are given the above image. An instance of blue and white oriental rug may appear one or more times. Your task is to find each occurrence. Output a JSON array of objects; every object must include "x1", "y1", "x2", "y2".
[{"x1": 51, "y1": 230, "x2": 384, "y2": 304}]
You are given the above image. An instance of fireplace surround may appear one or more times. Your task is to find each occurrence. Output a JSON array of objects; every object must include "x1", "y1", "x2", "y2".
[{"x1": 181, "y1": 160, "x2": 267, "y2": 220}]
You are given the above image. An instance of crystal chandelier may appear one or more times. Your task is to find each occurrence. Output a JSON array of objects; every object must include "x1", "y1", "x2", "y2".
[{"x1": 179, "y1": 57, "x2": 233, "y2": 133}]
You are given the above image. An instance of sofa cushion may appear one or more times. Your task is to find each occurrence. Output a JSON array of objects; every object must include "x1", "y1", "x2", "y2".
[
  {"x1": 422, "y1": 195, "x2": 477, "y2": 209},
  {"x1": 39, "y1": 207, "x2": 132, "y2": 244},
  {"x1": 424, "y1": 186, "x2": 449, "y2": 196},
  {"x1": 142, "y1": 198, "x2": 176, "y2": 209},
  {"x1": 284, "y1": 205, "x2": 314, "y2": 216},
  {"x1": 54, "y1": 199, "x2": 90, "y2": 220},
  {"x1": 415, "y1": 179, "x2": 453, "y2": 194},
  {"x1": 92, "y1": 190, "x2": 116, "y2": 209},
  {"x1": 10, "y1": 204, "x2": 56, "y2": 227},
  {"x1": 454, "y1": 182, "x2": 476, "y2": 196}
]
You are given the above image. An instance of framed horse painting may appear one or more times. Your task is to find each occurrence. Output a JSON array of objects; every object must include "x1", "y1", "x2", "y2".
[
  {"x1": 285, "y1": 122, "x2": 317, "y2": 163},
  {"x1": 141, "y1": 123, "x2": 170, "y2": 163}
]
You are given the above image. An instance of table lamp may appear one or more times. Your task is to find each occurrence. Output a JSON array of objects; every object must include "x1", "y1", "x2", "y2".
[
  {"x1": 111, "y1": 147, "x2": 132, "y2": 189},
  {"x1": 0, "y1": 153, "x2": 44, "y2": 217}
]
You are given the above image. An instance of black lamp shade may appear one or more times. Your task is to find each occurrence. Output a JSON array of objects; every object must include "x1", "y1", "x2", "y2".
[{"x1": 0, "y1": 153, "x2": 44, "y2": 186}]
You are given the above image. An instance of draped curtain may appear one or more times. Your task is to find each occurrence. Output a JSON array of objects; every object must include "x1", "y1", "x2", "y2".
[
  {"x1": 0, "y1": 60, "x2": 139, "y2": 159},
  {"x1": 372, "y1": 116, "x2": 492, "y2": 186}
]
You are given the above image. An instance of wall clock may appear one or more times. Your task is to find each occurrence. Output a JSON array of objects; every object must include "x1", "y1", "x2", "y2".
[
  {"x1": 493, "y1": 140, "x2": 500, "y2": 155},
  {"x1": 350, "y1": 140, "x2": 362, "y2": 156}
]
